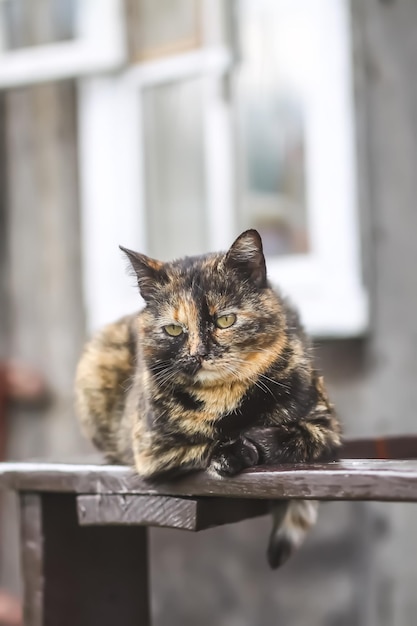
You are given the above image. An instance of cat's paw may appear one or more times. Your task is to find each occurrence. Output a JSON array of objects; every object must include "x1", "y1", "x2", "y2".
[
  {"x1": 208, "y1": 452, "x2": 242, "y2": 477},
  {"x1": 239, "y1": 436, "x2": 260, "y2": 466},
  {"x1": 208, "y1": 437, "x2": 259, "y2": 477}
]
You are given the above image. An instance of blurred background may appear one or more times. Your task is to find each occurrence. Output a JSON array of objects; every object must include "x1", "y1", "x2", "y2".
[{"x1": 1, "y1": 0, "x2": 417, "y2": 625}]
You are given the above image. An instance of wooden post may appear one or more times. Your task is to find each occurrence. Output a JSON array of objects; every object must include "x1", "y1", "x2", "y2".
[{"x1": 20, "y1": 493, "x2": 150, "y2": 626}]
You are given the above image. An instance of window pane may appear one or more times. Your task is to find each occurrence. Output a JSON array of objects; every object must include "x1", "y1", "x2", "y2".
[
  {"x1": 0, "y1": 0, "x2": 76, "y2": 49},
  {"x1": 235, "y1": 0, "x2": 310, "y2": 257},
  {"x1": 128, "y1": 0, "x2": 201, "y2": 61},
  {"x1": 143, "y1": 78, "x2": 208, "y2": 261}
]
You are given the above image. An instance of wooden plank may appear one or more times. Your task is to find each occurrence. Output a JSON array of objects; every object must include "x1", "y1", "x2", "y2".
[
  {"x1": 77, "y1": 494, "x2": 269, "y2": 530},
  {"x1": 78, "y1": 494, "x2": 199, "y2": 530},
  {"x1": 1, "y1": 459, "x2": 417, "y2": 501},
  {"x1": 20, "y1": 493, "x2": 151, "y2": 626},
  {"x1": 193, "y1": 497, "x2": 269, "y2": 530},
  {"x1": 20, "y1": 494, "x2": 44, "y2": 626}
]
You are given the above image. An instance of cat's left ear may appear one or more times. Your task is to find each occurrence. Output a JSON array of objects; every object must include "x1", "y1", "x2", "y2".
[
  {"x1": 120, "y1": 246, "x2": 167, "y2": 301},
  {"x1": 224, "y1": 229, "x2": 267, "y2": 288}
]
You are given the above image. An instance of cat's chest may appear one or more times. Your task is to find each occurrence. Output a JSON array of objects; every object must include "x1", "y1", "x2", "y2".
[
  {"x1": 215, "y1": 381, "x2": 281, "y2": 436},
  {"x1": 190, "y1": 378, "x2": 280, "y2": 437},
  {"x1": 190, "y1": 382, "x2": 248, "y2": 417}
]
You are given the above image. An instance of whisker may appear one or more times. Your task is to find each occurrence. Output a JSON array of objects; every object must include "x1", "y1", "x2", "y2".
[
  {"x1": 216, "y1": 361, "x2": 276, "y2": 399},
  {"x1": 259, "y1": 373, "x2": 291, "y2": 392}
]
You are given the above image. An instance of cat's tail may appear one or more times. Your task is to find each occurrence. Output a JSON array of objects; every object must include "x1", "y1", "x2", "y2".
[{"x1": 267, "y1": 500, "x2": 318, "y2": 569}]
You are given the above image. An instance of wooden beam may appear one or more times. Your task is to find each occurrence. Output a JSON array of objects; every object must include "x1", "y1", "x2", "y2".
[
  {"x1": 1, "y1": 459, "x2": 417, "y2": 501},
  {"x1": 77, "y1": 494, "x2": 269, "y2": 530}
]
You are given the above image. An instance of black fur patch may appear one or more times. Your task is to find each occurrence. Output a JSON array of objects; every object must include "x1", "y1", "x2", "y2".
[{"x1": 171, "y1": 388, "x2": 203, "y2": 411}]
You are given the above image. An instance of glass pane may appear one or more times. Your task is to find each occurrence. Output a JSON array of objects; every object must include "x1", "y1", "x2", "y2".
[
  {"x1": 235, "y1": 0, "x2": 310, "y2": 257},
  {"x1": 129, "y1": 0, "x2": 201, "y2": 61},
  {"x1": 143, "y1": 78, "x2": 208, "y2": 261},
  {"x1": 0, "y1": 0, "x2": 76, "y2": 49}
]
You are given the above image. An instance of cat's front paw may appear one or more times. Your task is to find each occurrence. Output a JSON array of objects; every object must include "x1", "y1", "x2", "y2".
[
  {"x1": 209, "y1": 452, "x2": 242, "y2": 477},
  {"x1": 208, "y1": 437, "x2": 259, "y2": 477}
]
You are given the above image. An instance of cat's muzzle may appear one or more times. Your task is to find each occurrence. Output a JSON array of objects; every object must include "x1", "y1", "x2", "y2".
[{"x1": 180, "y1": 356, "x2": 204, "y2": 377}]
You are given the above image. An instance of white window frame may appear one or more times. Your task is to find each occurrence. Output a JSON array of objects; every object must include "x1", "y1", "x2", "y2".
[
  {"x1": 0, "y1": 0, "x2": 126, "y2": 88},
  {"x1": 78, "y1": 0, "x2": 367, "y2": 339}
]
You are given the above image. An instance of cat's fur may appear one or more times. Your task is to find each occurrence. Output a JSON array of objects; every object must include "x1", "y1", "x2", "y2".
[{"x1": 75, "y1": 230, "x2": 341, "y2": 567}]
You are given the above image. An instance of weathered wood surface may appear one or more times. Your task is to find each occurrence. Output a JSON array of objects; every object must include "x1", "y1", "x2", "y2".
[
  {"x1": 1, "y1": 459, "x2": 417, "y2": 501},
  {"x1": 77, "y1": 494, "x2": 269, "y2": 530},
  {"x1": 20, "y1": 494, "x2": 43, "y2": 626},
  {"x1": 21, "y1": 493, "x2": 150, "y2": 626}
]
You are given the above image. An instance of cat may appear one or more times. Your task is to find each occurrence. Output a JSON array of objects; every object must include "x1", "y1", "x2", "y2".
[{"x1": 75, "y1": 229, "x2": 341, "y2": 567}]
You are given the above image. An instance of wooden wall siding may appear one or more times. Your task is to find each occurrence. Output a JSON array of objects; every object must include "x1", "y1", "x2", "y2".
[
  {"x1": 319, "y1": 2, "x2": 417, "y2": 625},
  {"x1": 5, "y1": 81, "x2": 87, "y2": 459},
  {"x1": 2, "y1": 81, "x2": 89, "y2": 593},
  {"x1": 0, "y1": 92, "x2": 15, "y2": 595},
  {"x1": 0, "y1": 0, "x2": 89, "y2": 595},
  {"x1": 352, "y1": 2, "x2": 417, "y2": 625},
  {"x1": 0, "y1": 95, "x2": 8, "y2": 359}
]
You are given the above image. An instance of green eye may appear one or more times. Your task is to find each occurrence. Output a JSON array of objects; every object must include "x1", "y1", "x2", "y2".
[
  {"x1": 215, "y1": 314, "x2": 237, "y2": 329},
  {"x1": 163, "y1": 324, "x2": 183, "y2": 337}
]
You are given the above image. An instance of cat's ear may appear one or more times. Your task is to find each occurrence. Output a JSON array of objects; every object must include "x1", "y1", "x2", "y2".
[
  {"x1": 224, "y1": 229, "x2": 267, "y2": 288},
  {"x1": 120, "y1": 246, "x2": 167, "y2": 301}
]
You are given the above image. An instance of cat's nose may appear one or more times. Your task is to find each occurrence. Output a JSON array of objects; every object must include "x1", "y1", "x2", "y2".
[
  {"x1": 191, "y1": 343, "x2": 208, "y2": 359},
  {"x1": 182, "y1": 357, "x2": 203, "y2": 376}
]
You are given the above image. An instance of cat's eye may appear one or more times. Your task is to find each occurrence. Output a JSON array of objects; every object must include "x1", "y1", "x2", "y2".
[
  {"x1": 215, "y1": 314, "x2": 237, "y2": 329},
  {"x1": 163, "y1": 324, "x2": 183, "y2": 337}
]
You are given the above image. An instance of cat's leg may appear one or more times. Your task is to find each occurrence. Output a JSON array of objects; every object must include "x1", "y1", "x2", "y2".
[
  {"x1": 206, "y1": 404, "x2": 340, "y2": 477},
  {"x1": 132, "y1": 425, "x2": 215, "y2": 480},
  {"x1": 134, "y1": 441, "x2": 214, "y2": 480},
  {"x1": 242, "y1": 372, "x2": 341, "y2": 464},
  {"x1": 243, "y1": 409, "x2": 341, "y2": 465},
  {"x1": 136, "y1": 434, "x2": 259, "y2": 480}
]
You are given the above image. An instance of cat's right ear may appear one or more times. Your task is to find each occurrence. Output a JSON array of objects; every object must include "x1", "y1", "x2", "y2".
[
  {"x1": 224, "y1": 229, "x2": 267, "y2": 288},
  {"x1": 119, "y1": 246, "x2": 167, "y2": 301}
]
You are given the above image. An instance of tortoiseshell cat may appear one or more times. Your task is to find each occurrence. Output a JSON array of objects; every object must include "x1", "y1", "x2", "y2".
[{"x1": 75, "y1": 230, "x2": 341, "y2": 567}]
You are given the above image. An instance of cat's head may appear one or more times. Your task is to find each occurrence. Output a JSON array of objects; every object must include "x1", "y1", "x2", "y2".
[{"x1": 120, "y1": 230, "x2": 286, "y2": 387}]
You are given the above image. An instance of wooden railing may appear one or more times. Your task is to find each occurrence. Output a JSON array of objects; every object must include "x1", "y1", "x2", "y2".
[{"x1": 1, "y1": 435, "x2": 417, "y2": 626}]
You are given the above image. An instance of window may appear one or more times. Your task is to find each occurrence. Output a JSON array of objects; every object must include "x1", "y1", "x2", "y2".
[
  {"x1": 128, "y1": 0, "x2": 202, "y2": 61},
  {"x1": 233, "y1": 0, "x2": 367, "y2": 337},
  {"x1": 0, "y1": 0, "x2": 367, "y2": 338},
  {"x1": 0, "y1": 0, "x2": 126, "y2": 87},
  {"x1": 79, "y1": 0, "x2": 367, "y2": 338}
]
